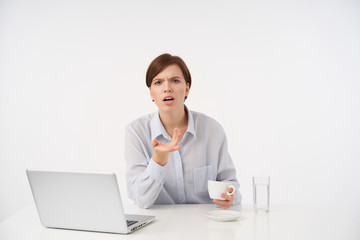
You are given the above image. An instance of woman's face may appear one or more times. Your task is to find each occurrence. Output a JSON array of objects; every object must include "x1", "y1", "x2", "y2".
[{"x1": 150, "y1": 64, "x2": 190, "y2": 113}]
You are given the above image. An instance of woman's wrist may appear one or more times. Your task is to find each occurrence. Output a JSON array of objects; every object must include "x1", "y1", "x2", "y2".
[{"x1": 152, "y1": 151, "x2": 169, "y2": 166}]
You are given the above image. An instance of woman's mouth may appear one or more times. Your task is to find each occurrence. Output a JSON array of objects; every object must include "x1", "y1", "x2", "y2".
[{"x1": 163, "y1": 96, "x2": 175, "y2": 105}]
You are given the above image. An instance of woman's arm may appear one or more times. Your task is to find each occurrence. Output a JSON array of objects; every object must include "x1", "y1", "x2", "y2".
[
  {"x1": 125, "y1": 125, "x2": 182, "y2": 208},
  {"x1": 125, "y1": 125, "x2": 165, "y2": 208},
  {"x1": 215, "y1": 128, "x2": 242, "y2": 206}
]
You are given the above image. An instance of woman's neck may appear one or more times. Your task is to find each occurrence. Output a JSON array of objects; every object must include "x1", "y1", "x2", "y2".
[{"x1": 159, "y1": 107, "x2": 188, "y2": 137}]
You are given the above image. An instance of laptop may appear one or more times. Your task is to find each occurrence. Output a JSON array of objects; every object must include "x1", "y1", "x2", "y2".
[{"x1": 26, "y1": 169, "x2": 155, "y2": 234}]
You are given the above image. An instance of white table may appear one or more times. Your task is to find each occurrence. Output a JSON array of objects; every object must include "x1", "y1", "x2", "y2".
[{"x1": 1, "y1": 203, "x2": 359, "y2": 240}]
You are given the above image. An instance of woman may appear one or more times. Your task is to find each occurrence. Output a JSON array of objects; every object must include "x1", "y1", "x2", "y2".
[{"x1": 125, "y1": 53, "x2": 241, "y2": 209}]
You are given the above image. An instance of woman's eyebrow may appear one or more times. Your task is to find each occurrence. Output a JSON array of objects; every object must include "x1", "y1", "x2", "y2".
[{"x1": 152, "y1": 76, "x2": 181, "y2": 81}]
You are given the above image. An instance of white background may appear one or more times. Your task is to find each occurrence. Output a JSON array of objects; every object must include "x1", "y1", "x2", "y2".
[{"x1": 1, "y1": 0, "x2": 359, "y2": 223}]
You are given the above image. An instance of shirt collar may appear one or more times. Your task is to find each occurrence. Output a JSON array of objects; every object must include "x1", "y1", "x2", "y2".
[
  {"x1": 151, "y1": 111, "x2": 169, "y2": 140},
  {"x1": 186, "y1": 106, "x2": 196, "y2": 139},
  {"x1": 150, "y1": 105, "x2": 197, "y2": 140}
]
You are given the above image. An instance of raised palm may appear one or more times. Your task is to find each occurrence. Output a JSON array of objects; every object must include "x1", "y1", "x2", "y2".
[{"x1": 152, "y1": 128, "x2": 182, "y2": 153}]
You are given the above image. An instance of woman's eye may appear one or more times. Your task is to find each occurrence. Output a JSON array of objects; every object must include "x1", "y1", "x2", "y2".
[
  {"x1": 153, "y1": 81, "x2": 161, "y2": 85},
  {"x1": 173, "y1": 79, "x2": 180, "y2": 83}
]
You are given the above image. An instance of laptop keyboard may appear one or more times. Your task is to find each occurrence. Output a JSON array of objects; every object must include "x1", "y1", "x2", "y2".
[{"x1": 126, "y1": 220, "x2": 138, "y2": 227}]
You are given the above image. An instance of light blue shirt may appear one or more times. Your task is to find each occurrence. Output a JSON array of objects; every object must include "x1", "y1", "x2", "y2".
[{"x1": 125, "y1": 107, "x2": 241, "y2": 208}]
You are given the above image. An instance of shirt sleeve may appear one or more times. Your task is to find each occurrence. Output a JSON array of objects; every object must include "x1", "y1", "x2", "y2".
[
  {"x1": 125, "y1": 124, "x2": 167, "y2": 208},
  {"x1": 216, "y1": 127, "x2": 242, "y2": 205}
]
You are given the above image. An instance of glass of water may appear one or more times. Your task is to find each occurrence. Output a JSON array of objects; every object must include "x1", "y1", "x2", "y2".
[{"x1": 253, "y1": 176, "x2": 270, "y2": 212}]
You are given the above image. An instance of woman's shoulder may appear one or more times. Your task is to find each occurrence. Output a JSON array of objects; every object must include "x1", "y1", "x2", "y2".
[
  {"x1": 189, "y1": 109, "x2": 224, "y2": 132},
  {"x1": 126, "y1": 112, "x2": 156, "y2": 131}
]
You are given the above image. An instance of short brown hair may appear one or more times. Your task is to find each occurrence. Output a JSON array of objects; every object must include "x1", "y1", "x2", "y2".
[{"x1": 146, "y1": 53, "x2": 192, "y2": 88}]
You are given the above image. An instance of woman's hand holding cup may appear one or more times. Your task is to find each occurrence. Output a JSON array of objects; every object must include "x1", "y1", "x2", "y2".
[{"x1": 208, "y1": 180, "x2": 236, "y2": 209}]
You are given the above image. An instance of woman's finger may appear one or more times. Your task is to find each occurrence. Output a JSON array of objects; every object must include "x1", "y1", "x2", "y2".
[
  {"x1": 171, "y1": 128, "x2": 182, "y2": 145},
  {"x1": 152, "y1": 138, "x2": 160, "y2": 148},
  {"x1": 221, "y1": 193, "x2": 234, "y2": 201},
  {"x1": 213, "y1": 199, "x2": 232, "y2": 209},
  {"x1": 213, "y1": 193, "x2": 234, "y2": 209},
  {"x1": 172, "y1": 145, "x2": 181, "y2": 151},
  {"x1": 153, "y1": 138, "x2": 182, "y2": 153}
]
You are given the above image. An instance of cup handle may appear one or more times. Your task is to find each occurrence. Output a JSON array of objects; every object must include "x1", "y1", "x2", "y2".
[{"x1": 226, "y1": 185, "x2": 236, "y2": 196}]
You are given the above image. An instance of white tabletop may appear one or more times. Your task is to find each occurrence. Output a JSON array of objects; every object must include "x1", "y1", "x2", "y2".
[{"x1": 1, "y1": 203, "x2": 359, "y2": 240}]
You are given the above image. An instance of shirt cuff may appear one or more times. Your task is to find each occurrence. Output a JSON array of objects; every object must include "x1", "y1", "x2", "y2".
[{"x1": 147, "y1": 158, "x2": 167, "y2": 184}]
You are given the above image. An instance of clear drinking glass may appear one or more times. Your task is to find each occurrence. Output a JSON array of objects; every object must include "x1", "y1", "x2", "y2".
[{"x1": 253, "y1": 176, "x2": 270, "y2": 212}]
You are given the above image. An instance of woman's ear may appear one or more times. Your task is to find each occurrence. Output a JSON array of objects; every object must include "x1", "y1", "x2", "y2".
[
  {"x1": 149, "y1": 88, "x2": 154, "y2": 102},
  {"x1": 186, "y1": 83, "x2": 190, "y2": 95},
  {"x1": 184, "y1": 83, "x2": 190, "y2": 101}
]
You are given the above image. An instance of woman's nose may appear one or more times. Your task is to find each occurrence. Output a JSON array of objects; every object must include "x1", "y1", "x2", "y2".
[{"x1": 162, "y1": 81, "x2": 172, "y2": 92}]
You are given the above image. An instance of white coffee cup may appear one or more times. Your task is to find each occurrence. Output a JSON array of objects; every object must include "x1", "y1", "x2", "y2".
[{"x1": 207, "y1": 180, "x2": 235, "y2": 200}]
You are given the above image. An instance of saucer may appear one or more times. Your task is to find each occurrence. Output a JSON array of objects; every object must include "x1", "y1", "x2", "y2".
[{"x1": 206, "y1": 209, "x2": 240, "y2": 222}]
